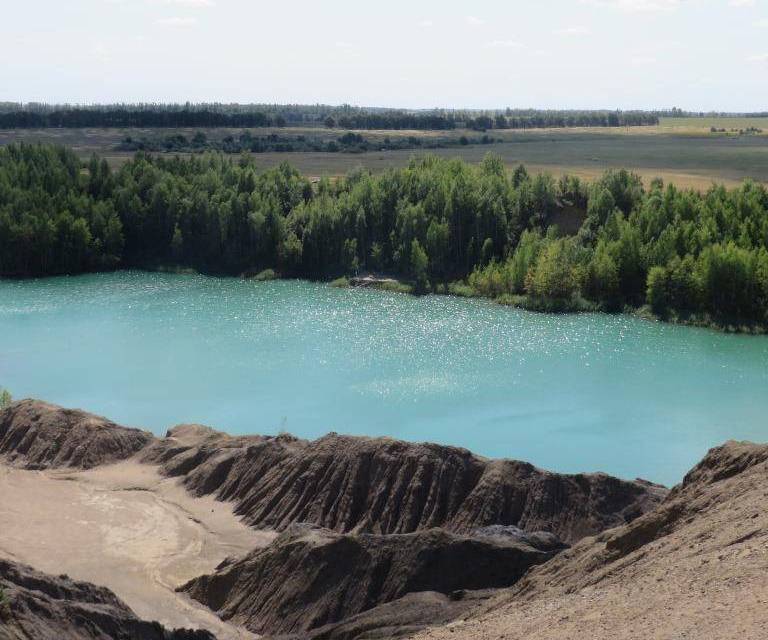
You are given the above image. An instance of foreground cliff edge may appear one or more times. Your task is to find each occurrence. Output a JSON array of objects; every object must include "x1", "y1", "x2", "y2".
[
  {"x1": 0, "y1": 399, "x2": 764, "y2": 639},
  {"x1": 0, "y1": 559, "x2": 214, "y2": 640}
]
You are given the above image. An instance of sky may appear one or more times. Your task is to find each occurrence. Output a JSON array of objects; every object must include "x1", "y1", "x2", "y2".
[{"x1": 1, "y1": 0, "x2": 767, "y2": 111}]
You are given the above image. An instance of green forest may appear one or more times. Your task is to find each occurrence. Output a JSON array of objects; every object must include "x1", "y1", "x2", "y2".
[
  {"x1": 1, "y1": 144, "x2": 767, "y2": 328},
  {"x1": 116, "y1": 130, "x2": 498, "y2": 154},
  {"x1": 0, "y1": 103, "x2": 659, "y2": 131}
]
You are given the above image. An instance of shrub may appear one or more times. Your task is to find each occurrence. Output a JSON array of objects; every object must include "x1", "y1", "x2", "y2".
[
  {"x1": 329, "y1": 276, "x2": 350, "y2": 288},
  {"x1": 253, "y1": 268, "x2": 278, "y2": 281}
]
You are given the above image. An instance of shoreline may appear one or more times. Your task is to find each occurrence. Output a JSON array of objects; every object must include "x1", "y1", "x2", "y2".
[
  {"x1": 1, "y1": 399, "x2": 765, "y2": 640},
  {"x1": 4, "y1": 266, "x2": 767, "y2": 336}
]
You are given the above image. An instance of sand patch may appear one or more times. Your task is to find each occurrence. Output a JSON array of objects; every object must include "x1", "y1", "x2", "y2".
[{"x1": 0, "y1": 460, "x2": 275, "y2": 639}]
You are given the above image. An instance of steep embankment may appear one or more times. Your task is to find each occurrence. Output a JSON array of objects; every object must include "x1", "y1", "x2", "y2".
[
  {"x1": 180, "y1": 524, "x2": 565, "y2": 636},
  {"x1": 142, "y1": 423, "x2": 666, "y2": 545},
  {"x1": 0, "y1": 399, "x2": 151, "y2": 470},
  {"x1": 0, "y1": 400, "x2": 666, "y2": 546},
  {"x1": 412, "y1": 440, "x2": 768, "y2": 640},
  {"x1": 0, "y1": 558, "x2": 214, "y2": 640},
  {"x1": 0, "y1": 400, "x2": 671, "y2": 639}
]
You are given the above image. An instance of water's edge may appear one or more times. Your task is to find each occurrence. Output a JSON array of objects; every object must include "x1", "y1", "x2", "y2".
[{"x1": 2, "y1": 270, "x2": 767, "y2": 486}]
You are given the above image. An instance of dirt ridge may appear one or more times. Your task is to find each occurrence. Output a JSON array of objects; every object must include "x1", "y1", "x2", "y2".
[
  {"x1": 0, "y1": 557, "x2": 214, "y2": 640},
  {"x1": 0, "y1": 399, "x2": 151, "y2": 470},
  {"x1": 180, "y1": 524, "x2": 566, "y2": 636},
  {"x1": 411, "y1": 440, "x2": 768, "y2": 640},
  {"x1": 142, "y1": 423, "x2": 667, "y2": 545}
]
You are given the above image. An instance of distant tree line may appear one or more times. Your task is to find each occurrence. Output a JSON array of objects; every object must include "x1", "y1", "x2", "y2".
[
  {"x1": 1, "y1": 144, "x2": 766, "y2": 327},
  {"x1": 0, "y1": 103, "x2": 658, "y2": 131},
  {"x1": 116, "y1": 130, "x2": 499, "y2": 154},
  {"x1": 659, "y1": 107, "x2": 768, "y2": 118}
]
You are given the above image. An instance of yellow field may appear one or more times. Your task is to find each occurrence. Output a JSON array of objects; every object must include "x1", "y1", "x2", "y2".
[
  {"x1": 2, "y1": 123, "x2": 767, "y2": 190},
  {"x1": 658, "y1": 116, "x2": 768, "y2": 134}
]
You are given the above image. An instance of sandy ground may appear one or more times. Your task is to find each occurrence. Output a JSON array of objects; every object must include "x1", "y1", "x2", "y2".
[
  {"x1": 0, "y1": 460, "x2": 275, "y2": 639},
  {"x1": 412, "y1": 450, "x2": 768, "y2": 640}
]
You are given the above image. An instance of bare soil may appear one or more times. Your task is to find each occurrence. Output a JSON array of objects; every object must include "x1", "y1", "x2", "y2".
[{"x1": 0, "y1": 461, "x2": 273, "y2": 639}]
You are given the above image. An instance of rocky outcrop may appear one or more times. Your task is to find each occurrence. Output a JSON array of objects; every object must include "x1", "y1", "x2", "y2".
[
  {"x1": 0, "y1": 400, "x2": 666, "y2": 544},
  {"x1": 0, "y1": 400, "x2": 151, "y2": 470},
  {"x1": 0, "y1": 558, "x2": 214, "y2": 640},
  {"x1": 410, "y1": 440, "x2": 768, "y2": 640},
  {"x1": 180, "y1": 524, "x2": 565, "y2": 636},
  {"x1": 294, "y1": 590, "x2": 497, "y2": 640},
  {"x1": 144, "y1": 425, "x2": 667, "y2": 545},
  {"x1": 4, "y1": 400, "x2": 761, "y2": 640}
]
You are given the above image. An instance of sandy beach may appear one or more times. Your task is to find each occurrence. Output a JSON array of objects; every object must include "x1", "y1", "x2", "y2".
[{"x1": 0, "y1": 460, "x2": 275, "y2": 639}]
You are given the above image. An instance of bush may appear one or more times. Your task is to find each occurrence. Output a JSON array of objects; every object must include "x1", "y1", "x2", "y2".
[
  {"x1": 0, "y1": 583, "x2": 9, "y2": 618},
  {"x1": 253, "y1": 268, "x2": 278, "y2": 281},
  {"x1": 646, "y1": 266, "x2": 670, "y2": 315},
  {"x1": 329, "y1": 276, "x2": 350, "y2": 288},
  {"x1": 0, "y1": 388, "x2": 11, "y2": 409}
]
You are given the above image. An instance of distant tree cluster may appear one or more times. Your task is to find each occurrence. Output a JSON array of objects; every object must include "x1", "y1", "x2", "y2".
[
  {"x1": 1, "y1": 144, "x2": 766, "y2": 327},
  {"x1": 465, "y1": 110, "x2": 659, "y2": 131},
  {"x1": 0, "y1": 105, "x2": 273, "y2": 129},
  {"x1": 661, "y1": 107, "x2": 768, "y2": 118},
  {"x1": 469, "y1": 170, "x2": 768, "y2": 325},
  {"x1": 0, "y1": 103, "x2": 658, "y2": 131},
  {"x1": 116, "y1": 130, "x2": 498, "y2": 154},
  {"x1": 710, "y1": 126, "x2": 763, "y2": 135}
]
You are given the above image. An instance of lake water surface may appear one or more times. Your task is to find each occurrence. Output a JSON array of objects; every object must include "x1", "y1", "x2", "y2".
[{"x1": 2, "y1": 271, "x2": 767, "y2": 486}]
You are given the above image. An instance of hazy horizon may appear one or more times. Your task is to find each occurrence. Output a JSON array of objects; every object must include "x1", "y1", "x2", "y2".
[
  {"x1": 3, "y1": 0, "x2": 767, "y2": 111},
  {"x1": 0, "y1": 101, "x2": 763, "y2": 114}
]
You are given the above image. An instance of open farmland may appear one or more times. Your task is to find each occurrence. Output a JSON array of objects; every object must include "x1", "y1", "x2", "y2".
[
  {"x1": 658, "y1": 116, "x2": 768, "y2": 132},
  {"x1": 1, "y1": 122, "x2": 767, "y2": 189}
]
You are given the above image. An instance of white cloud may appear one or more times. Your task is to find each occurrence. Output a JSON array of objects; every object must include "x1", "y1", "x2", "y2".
[
  {"x1": 156, "y1": 16, "x2": 197, "y2": 26},
  {"x1": 334, "y1": 41, "x2": 355, "y2": 49},
  {"x1": 581, "y1": 0, "x2": 684, "y2": 12},
  {"x1": 419, "y1": 19, "x2": 434, "y2": 28},
  {"x1": 485, "y1": 40, "x2": 525, "y2": 49},
  {"x1": 90, "y1": 42, "x2": 111, "y2": 62},
  {"x1": 109, "y1": 0, "x2": 215, "y2": 4},
  {"x1": 754, "y1": 18, "x2": 768, "y2": 27},
  {"x1": 631, "y1": 55, "x2": 658, "y2": 65},
  {"x1": 730, "y1": 0, "x2": 755, "y2": 7},
  {"x1": 747, "y1": 53, "x2": 768, "y2": 62},
  {"x1": 162, "y1": 0, "x2": 215, "y2": 5},
  {"x1": 554, "y1": 26, "x2": 591, "y2": 36},
  {"x1": 688, "y1": 76, "x2": 715, "y2": 88},
  {"x1": 466, "y1": 16, "x2": 485, "y2": 25}
]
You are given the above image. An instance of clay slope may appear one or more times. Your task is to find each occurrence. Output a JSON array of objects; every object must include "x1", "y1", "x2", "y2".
[
  {"x1": 299, "y1": 590, "x2": 495, "y2": 640},
  {"x1": 181, "y1": 524, "x2": 565, "y2": 636},
  {"x1": 0, "y1": 400, "x2": 666, "y2": 544},
  {"x1": 412, "y1": 440, "x2": 768, "y2": 640},
  {"x1": 0, "y1": 400, "x2": 151, "y2": 470},
  {"x1": 144, "y1": 424, "x2": 667, "y2": 544},
  {"x1": 0, "y1": 558, "x2": 214, "y2": 640}
]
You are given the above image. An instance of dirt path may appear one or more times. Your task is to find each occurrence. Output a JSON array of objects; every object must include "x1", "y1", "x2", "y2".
[{"x1": 0, "y1": 461, "x2": 275, "y2": 639}]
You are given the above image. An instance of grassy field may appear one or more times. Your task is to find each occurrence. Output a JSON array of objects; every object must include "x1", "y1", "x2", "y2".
[
  {"x1": 658, "y1": 116, "x2": 768, "y2": 132},
  {"x1": 2, "y1": 120, "x2": 767, "y2": 190}
]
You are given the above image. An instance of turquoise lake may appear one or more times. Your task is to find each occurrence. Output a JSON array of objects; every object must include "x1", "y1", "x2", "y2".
[{"x1": 1, "y1": 271, "x2": 767, "y2": 486}]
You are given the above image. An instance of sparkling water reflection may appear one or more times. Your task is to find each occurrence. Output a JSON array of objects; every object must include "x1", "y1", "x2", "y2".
[{"x1": 1, "y1": 271, "x2": 767, "y2": 486}]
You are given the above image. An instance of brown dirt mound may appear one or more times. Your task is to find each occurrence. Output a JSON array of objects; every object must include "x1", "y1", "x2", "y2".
[
  {"x1": 0, "y1": 400, "x2": 665, "y2": 547},
  {"x1": 180, "y1": 524, "x2": 565, "y2": 636},
  {"x1": 0, "y1": 399, "x2": 152, "y2": 470},
  {"x1": 411, "y1": 440, "x2": 768, "y2": 640},
  {"x1": 144, "y1": 425, "x2": 667, "y2": 545},
  {"x1": 0, "y1": 558, "x2": 214, "y2": 640},
  {"x1": 296, "y1": 590, "x2": 497, "y2": 640}
]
